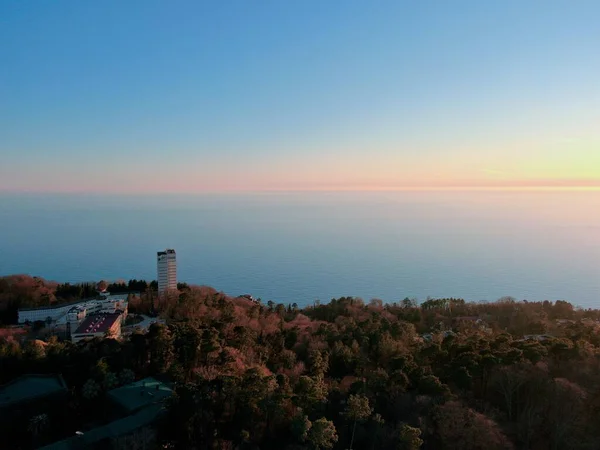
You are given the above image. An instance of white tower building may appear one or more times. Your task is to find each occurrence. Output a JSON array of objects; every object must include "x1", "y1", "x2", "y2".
[{"x1": 157, "y1": 249, "x2": 177, "y2": 294}]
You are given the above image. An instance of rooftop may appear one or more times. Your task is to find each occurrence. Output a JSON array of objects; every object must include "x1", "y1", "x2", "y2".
[
  {"x1": 100, "y1": 293, "x2": 131, "y2": 301},
  {"x1": 18, "y1": 298, "x2": 96, "y2": 312},
  {"x1": 38, "y1": 404, "x2": 164, "y2": 450},
  {"x1": 68, "y1": 301, "x2": 97, "y2": 312},
  {"x1": 108, "y1": 377, "x2": 173, "y2": 414},
  {"x1": 157, "y1": 249, "x2": 176, "y2": 256},
  {"x1": 19, "y1": 294, "x2": 135, "y2": 314},
  {"x1": 38, "y1": 378, "x2": 172, "y2": 450},
  {"x1": 0, "y1": 374, "x2": 67, "y2": 408},
  {"x1": 73, "y1": 313, "x2": 121, "y2": 335}
]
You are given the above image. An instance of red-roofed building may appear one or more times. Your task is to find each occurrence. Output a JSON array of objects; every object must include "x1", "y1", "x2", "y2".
[{"x1": 71, "y1": 313, "x2": 123, "y2": 343}]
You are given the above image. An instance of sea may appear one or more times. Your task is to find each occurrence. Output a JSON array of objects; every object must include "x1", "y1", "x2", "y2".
[{"x1": 0, "y1": 191, "x2": 598, "y2": 309}]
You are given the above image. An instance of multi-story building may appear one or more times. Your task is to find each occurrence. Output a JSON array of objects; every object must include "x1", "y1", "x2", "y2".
[
  {"x1": 18, "y1": 293, "x2": 130, "y2": 325},
  {"x1": 18, "y1": 300, "x2": 84, "y2": 324},
  {"x1": 66, "y1": 306, "x2": 87, "y2": 323},
  {"x1": 65, "y1": 300, "x2": 104, "y2": 324},
  {"x1": 157, "y1": 249, "x2": 177, "y2": 294},
  {"x1": 70, "y1": 312, "x2": 123, "y2": 343},
  {"x1": 98, "y1": 294, "x2": 129, "y2": 317}
]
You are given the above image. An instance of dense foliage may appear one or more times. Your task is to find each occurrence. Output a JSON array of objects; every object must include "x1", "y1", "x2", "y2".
[{"x1": 1, "y1": 276, "x2": 600, "y2": 449}]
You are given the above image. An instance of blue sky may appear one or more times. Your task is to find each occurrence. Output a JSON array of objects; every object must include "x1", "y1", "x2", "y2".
[{"x1": 1, "y1": 1, "x2": 599, "y2": 192}]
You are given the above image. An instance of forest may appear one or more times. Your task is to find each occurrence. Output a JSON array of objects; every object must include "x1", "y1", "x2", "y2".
[{"x1": 1, "y1": 275, "x2": 600, "y2": 450}]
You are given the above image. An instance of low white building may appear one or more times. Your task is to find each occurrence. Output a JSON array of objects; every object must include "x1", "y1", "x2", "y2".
[
  {"x1": 18, "y1": 294, "x2": 128, "y2": 325},
  {"x1": 18, "y1": 300, "x2": 84, "y2": 324},
  {"x1": 98, "y1": 296, "x2": 128, "y2": 316}
]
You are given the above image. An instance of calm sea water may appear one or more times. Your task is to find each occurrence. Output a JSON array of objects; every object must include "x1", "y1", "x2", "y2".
[{"x1": 0, "y1": 191, "x2": 598, "y2": 308}]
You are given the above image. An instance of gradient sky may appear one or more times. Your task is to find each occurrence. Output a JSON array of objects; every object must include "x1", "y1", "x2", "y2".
[{"x1": 1, "y1": 0, "x2": 599, "y2": 192}]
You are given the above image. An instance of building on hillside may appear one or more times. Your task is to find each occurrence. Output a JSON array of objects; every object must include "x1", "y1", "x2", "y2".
[
  {"x1": 0, "y1": 374, "x2": 68, "y2": 412},
  {"x1": 86, "y1": 300, "x2": 104, "y2": 315},
  {"x1": 522, "y1": 334, "x2": 553, "y2": 342},
  {"x1": 98, "y1": 295, "x2": 129, "y2": 316},
  {"x1": 71, "y1": 313, "x2": 123, "y2": 343},
  {"x1": 419, "y1": 330, "x2": 456, "y2": 342},
  {"x1": 18, "y1": 300, "x2": 89, "y2": 324},
  {"x1": 581, "y1": 318, "x2": 600, "y2": 327},
  {"x1": 0, "y1": 374, "x2": 69, "y2": 447},
  {"x1": 108, "y1": 377, "x2": 173, "y2": 415},
  {"x1": 157, "y1": 248, "x2": 177, "y2": 294},
  {"x1": 66, "y1": 306, "x2": 87, "y2": 323},
  {"x1": 65, "y1": 300, "x2": 102, "y2": 323},
  {"x1": 20, "y1": 294, "x2": 130, "y2": 329},
  {"x1": 38, "y1": 378, "x2": 173, "y2": 450},
  {"x1": 453, "y1": 316, "x2": 493, "y2": 334}
]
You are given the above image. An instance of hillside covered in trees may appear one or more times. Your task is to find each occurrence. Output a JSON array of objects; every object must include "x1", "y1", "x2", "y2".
[
  {"x1": 0, "y1": 275, "x2": 157, "y2": 324},
  {"x1": 1, "y1": 276, "x2": 600, "y2": 449}
]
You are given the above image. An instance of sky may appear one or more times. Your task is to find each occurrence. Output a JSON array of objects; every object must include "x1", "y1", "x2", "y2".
[{"x1": 1, "y1": 0, "x2": 599, "y2": 193}]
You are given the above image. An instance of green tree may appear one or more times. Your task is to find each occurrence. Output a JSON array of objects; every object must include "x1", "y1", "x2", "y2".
[
  {"x1": 344, "y1": 394, "x2": 372, "y2": 450},
  {"x1": 417, "y1": 374, "x2": 450, "y2": 398},
  {"x1": 147, "y1": 323, "x2": 175, "y2": 373},
  {"x1": 92, "y1": 358, "x2": 111, "y2": 384},
  {"x1": 103, "y1": 372, "x2": 118, "y2": 390},
  {"x1": 295, "y1": 375, "x2": 328, "y2": 412},
  {"x1": 396, "y1": 423, "x2": 423, "y2": 450},
  {"x1": 291, "y1": 410, "x2": 312, "y2": 443},
  {"x1": 82, "y1": 379, "x2": 101, "y2": 399},
  {"x1": 173, "y1": 323, "x2": 203, "y2": 378},
  {"x1": 307, "y1": 418, "x2": 338, "y2": 450},
  {"x1": 308, "y1": 348, "x2": 329, "y2": 376},
  {"x1": 118, "y1": 368, "x2": 135, "y2": 385}
]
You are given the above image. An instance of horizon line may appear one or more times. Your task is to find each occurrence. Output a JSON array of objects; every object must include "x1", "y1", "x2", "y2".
[{"x1": 2, "y1": 185, "x2": 600, "y2": 195}]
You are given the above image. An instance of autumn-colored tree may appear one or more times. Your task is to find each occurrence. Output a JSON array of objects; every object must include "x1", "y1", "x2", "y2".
[
  {"x1": 3, "y1": 285, "x2": 600, "y2": 449},
  {"x1": 432, "y1": 401, "x2": 513, "y2": 450}
]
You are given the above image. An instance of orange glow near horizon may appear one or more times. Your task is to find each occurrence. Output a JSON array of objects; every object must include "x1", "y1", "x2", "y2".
[{"x1": 1, "y1": 143, "x2": 599, "y2": 194}]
